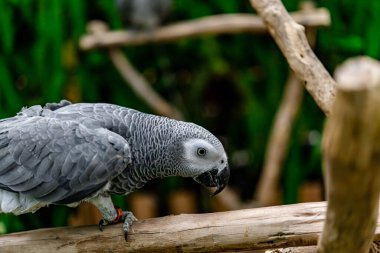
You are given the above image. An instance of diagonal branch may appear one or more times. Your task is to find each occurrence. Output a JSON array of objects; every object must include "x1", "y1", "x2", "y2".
[
  {"x1": 88, "y1": 21, "x2": 183, "y2": 120},
  {"x1": 109, "y1": 48, "x2": 184, "y2": 120},
  {"x1": 255, "y1": 2, "x2": 318, "y2": 207},
  {"x1": 250, "y1": 0, "x2": 337, "y2": 115}
]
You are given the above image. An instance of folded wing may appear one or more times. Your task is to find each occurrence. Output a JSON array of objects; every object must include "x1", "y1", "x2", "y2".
[{"x1": 0, "y1": 116, "x2": 131, "y2": 204}]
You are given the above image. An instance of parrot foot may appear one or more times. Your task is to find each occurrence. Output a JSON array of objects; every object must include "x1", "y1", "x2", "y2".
[
  {"x1": 97, "y1": 206, "x2": 137, "y2": 241},
  {"x1": 122, "y1": 211, "x2": 138, "y2": 241}
]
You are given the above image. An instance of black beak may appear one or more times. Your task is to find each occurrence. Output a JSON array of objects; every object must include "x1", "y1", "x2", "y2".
[{"x1": 194, "y1": 165, "x2": 230, "y2": 196}]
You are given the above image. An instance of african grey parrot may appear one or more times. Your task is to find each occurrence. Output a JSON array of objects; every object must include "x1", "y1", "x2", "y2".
[
  {"x1": 0, "y1": 100, "x2": 229, "y2": 238},
  {"x1": 116, "y1": 0, "x2": 171, "y2": 31}
]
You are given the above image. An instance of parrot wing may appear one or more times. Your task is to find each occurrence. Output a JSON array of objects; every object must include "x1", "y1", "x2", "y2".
[{"x1": 0, "y1": 116, "x2": 131, "y2": 205}]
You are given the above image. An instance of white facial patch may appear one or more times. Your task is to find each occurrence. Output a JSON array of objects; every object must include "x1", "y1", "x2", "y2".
[{"x1": 182, "y1": 138, "x2": 224, "y2": 176}]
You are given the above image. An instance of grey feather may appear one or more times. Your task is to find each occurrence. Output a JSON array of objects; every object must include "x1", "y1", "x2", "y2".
[{"x1": 0, "y1": 115, "x2": 131, "y2": 205}]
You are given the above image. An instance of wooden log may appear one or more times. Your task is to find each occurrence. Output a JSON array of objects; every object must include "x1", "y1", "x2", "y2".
[
  {"x1": 79, "y1": 10, "x2": 330, "y2": 51},
  {"x1": 318, "y1": 57, "x2": 380, "y2": 252},
  {"x1": 0, "y1": 202, "x2": 325, "y2": 253},
  {"x1": 4, "y1": 201, "x2": 380, "y2": 252}
]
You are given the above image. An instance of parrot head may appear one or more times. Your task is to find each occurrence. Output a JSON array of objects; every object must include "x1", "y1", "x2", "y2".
[{"x1": 180, "y1": 137, "x2": 230, "y2": 196}]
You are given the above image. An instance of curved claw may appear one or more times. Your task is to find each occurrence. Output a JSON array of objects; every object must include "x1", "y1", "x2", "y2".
[
  {"x1": 122, "y1": 211, "x2": 138, "y2": 241},
  {"x1": 98, "y1": 219, "x2": 107, "y2": 232}
]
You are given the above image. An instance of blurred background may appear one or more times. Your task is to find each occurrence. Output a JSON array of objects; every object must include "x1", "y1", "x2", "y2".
[{"x1": 0, "y1": 0, "x2": 379, "y2": 233}]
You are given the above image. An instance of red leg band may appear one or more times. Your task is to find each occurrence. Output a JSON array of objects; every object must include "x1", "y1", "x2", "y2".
[{"x1": 113, "y1": 206, "x2": 123, "y2": 224}]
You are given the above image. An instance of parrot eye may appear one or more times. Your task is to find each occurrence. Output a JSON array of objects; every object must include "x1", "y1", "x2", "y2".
[{"x1": 197, "y1": 148, "x2": 207, "y2": 156}]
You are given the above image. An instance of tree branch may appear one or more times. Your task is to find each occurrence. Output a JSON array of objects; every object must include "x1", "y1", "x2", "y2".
[
  {"x1": 255, "y1": 2, "x2": 318, "y2": 207},
  {"x1": 1, "y1": 202, "x2": 324, "y2": 252},
  {"x1": 3, "y1": 201, "x2": 380, "y2": 252},
  {"x1": 79, "y1": 10, "x2": 330, "y2": 50},
  {"x1": 318, "y1": 57, "x2": 380, "y2": 252},
  {"x1": 250, "y1": 0, "x2": 336, "y2": 116}
]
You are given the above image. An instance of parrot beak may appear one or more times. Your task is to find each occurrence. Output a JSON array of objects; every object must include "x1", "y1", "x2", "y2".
[{"x1": 194, "y1": 165, "x2": 230, "y2": 196}]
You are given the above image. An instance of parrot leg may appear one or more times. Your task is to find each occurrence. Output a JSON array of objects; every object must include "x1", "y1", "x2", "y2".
[
  {"x1": 98, "y1": 206, "x2": 124, "y2": 231},
  {"x1": 98, "y1": 208, "x2": 138, "y2": 240},
  {"x1": 89, "y1": 195, "x2": 138, "y2": 240},
  {"x1": 121, "y1": 211, "x2": 138, "y2": 240}
]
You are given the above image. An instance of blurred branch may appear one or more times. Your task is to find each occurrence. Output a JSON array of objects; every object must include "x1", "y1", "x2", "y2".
[
  {"x1": 250, "y1": 0, "x2": 337, "y2": 116},
  {"x1": 318, "y1": 57, "x2": 380, "y2": 252},
  {"x1": 255, "y1": 72, "x2": 304, "y2": 206},
  {"x1": 255, "y1": 2, "x2": 317, "y2": 207},
  {"x1": 88, "y1": 21, "x2": 183, "y2": 120},
  {"x1": 79, "y1": 10, "x2": 330, "y2": 50},
  {"x1": 109, "y1": 48, "x2": 184, "y2": 120}
]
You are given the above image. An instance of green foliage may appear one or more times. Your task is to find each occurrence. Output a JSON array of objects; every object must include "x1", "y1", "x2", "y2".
[{"x1": 0, "y1": 0, "x2": 379, "y2": 233}]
